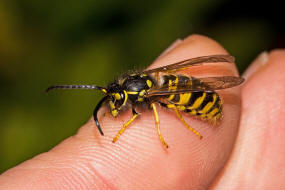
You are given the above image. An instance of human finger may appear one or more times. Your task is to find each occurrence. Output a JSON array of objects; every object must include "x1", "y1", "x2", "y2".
[
  {"x1": 0, "y1": 34, "x2": 242, "y2": 190},
  {"x1": 210, "y1": 50, "x2": 285, "y2": 189}
]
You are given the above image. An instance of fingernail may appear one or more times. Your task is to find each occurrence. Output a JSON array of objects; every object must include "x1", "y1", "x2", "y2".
[{"x1": 243, "y1": 51, "x2": 269, "y2": 79}]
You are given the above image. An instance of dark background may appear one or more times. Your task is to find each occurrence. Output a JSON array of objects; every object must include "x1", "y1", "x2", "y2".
[{"x1": 0, "y1": 0, "x2": 283, "y2": 173}]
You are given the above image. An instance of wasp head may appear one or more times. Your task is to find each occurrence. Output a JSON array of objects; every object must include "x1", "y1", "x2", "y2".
[{"x1": 106, "y1": 83, "x2": 128, "y2": 117}]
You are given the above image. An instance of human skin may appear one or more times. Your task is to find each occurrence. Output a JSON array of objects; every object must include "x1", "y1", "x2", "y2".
[{"x1": 0, "y1": 34, "x2": 284, "y2": 190}]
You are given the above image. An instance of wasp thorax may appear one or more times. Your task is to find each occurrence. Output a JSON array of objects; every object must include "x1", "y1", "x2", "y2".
[{"x1": 120, "y1": 73, "x2": 154, "y2": 103}]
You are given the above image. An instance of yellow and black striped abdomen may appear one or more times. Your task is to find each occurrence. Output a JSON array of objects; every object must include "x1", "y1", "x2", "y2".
[{"x1": 162, "y1": 74, "x2": 222, "y2": 123}]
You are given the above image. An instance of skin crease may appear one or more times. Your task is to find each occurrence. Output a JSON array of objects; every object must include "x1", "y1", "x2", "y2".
[{"x1": 1, "y1": 34, "x2": 282, "y2": 190}]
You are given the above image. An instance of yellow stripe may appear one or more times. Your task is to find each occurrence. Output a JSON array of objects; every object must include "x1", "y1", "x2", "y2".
[
  {"x1": 199, "y1": 94, "x2": 217, "y2": 114},
  {"x1": 168, "y1": 76, "x2": 178, "y2": 90},
  {"x1": 146, "y1": 80, "x2": 152, "y2": 88},
  {"x1": 174, "y1": 76, "x2": 178, "y2": 85},
  {"x1": 208, "y1": 108, "x2": 219, "y2": 117},
  {"x1": 138, "y1": 90, "x2": 146, "y2": 102},
  {"x1": 139, "y1": 89, "x2": 146, "y2": 96},
  {"x1": 109, "y1": 101, "x2": 118, "y2": 117},
  {"x1": 189, "y1": 92, "x2": 207, "y2": 109},
  {"x1": 111, "y1": 109, "x2": 118, "y2": 117},
  {"x1": 168, "y1": 79, "x2": 173, "y2": 87},
  {"x1": 127, "y1": 91, "x2": 138, "y2": 95},
  {"x1": 114, "y1": 93, "x2": 121, "y2": 100},
  {"x1": 167, "y1": 104, "x2": 175, "y2": 108},
  {"x1": 167, "y1": 76, "x2": 178, "y2": 101},
  {"x1": 187, "y1": 78, "x2": 193, "y2": 85},
  {"x1": 122, "y1": 90, "x2": 128, "y2": 106},
  {"x1": 167, "y1": 94, "x2": 175, "y2": 101},
  {"x1": 177, "y1": 105, "x2": 186, "y2": 111},
  {"x1": 178, "y1": 93, "x2": 191, "y2": 105},
  {"x1": 119, "y1": 77, "x2": 127, "y2": 85},
  {"x1": 190, "y1": 110, "x2": 196, "y2": 115},
  {"x1": 109, "y1": 101, "x2": 115, "y2": 110}
]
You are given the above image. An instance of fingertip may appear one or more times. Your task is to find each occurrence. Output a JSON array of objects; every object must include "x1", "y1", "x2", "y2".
[
  {"x1": 243, "y1": 51, "x2": 269, "y2": 80},
  {"x1": 269, "y1": 48, "x2": 285, "y2": 57},
  {"x1": 210, "y1": 49, "x2": 285, "y2": 189},
  {"x1": 0, "y1": 34, "x2": 243, "y2": 190},
  {"x1": 150, "y1": 34, "x2": 239, "y2": 78},
  {"x1": 150, "y1": 34, "x2": 228, "y2": 68}
]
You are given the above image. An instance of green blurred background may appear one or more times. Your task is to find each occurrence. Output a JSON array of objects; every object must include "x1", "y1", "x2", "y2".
[{"x1": 0, "y1": 0, "x2": 283, "y2": 173}]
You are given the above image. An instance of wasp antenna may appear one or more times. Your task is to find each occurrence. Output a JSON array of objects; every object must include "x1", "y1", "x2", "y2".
[
  {"x1": 46, "y1": 85, "x2": 105, "y2": 93},
  {"x1": 93, "y1": 96, "x2": 109, "y2": 136}
]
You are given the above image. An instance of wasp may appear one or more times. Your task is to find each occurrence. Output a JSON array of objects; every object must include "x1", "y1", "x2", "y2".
[{"x1": 46, "y1": 55, "x2": 244, "y2": 148}]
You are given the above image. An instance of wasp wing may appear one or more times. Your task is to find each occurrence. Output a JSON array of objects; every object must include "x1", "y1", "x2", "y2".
[
  {"x1": 146, "y1": 76, "x2": 244, "y2": 97},
  {"x1": 144, "y1": 55, "x2": 234, "y2": 74}
]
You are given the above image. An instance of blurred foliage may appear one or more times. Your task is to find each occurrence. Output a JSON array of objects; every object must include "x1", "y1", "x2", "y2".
[{"x1": 0, "y1": 0, "x2": 282, "y2": 173}]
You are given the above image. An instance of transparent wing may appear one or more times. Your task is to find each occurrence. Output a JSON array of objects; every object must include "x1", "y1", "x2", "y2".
[
  {"x1": 143, "y1": 55, "x2": 234, "y2": 74},
  {"x1": 146, "y1": 76, "x2": 244, "y2": 97}
]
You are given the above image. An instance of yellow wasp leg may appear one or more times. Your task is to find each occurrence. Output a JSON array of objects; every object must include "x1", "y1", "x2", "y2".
[
  {"x1": 151, "y1": 103, "x2": 169, "y2": 148},
  {"x1": 112, "y1": 109, "x2": 138, "y2": 143},
  {"x1": 173, "y1": 106, "x2": 203, "y2": 139}
]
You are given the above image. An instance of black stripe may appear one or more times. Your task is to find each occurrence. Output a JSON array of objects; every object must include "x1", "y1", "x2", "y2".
[
  {"x1": 206, "y1": 95, "x2": 221, "y2": 114},
  {"x1": 185, "y1": 109, "x2": 191, "y2": 113},
  {"x1": 178, "y1": 75, "x2": 190, "y2": 85},
  {"x1": 162, "y1": 74, "x2": 177, "y2": 86},
  {"x1": 187, "y1": 91, "x2": 204, "y2": 106},
  {"x1": 184, "y1": 109, "x2": 201, "y2": 115},
  {"x1": 172, "y1": 94, "x2": 180, "y2": 102},
  {"x1": 213, "y1": 110, "x2": 221, "y2": 117},
  {"x1": 197, "y1": 92, "x2": 214, "y2": 111}
]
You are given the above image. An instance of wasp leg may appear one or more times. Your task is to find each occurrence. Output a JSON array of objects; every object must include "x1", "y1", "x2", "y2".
[
  {"x1": 151, "y1": 103, "x2": 169, "y2": 148},
  {"x1": 112, "y1": 108, "x2": 139, "y2": 143},
  {"x1": 159, "y1": 102, "x2": 203, "y2": 139},
  {"x1": 173, "y1": 107, "x2": 203, "y2": 139}
]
